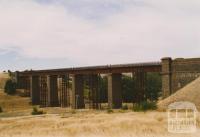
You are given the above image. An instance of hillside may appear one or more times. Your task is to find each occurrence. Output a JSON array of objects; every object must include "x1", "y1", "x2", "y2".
[
  {"x1": 0, "y1": 73, "x2": 9, "y2": 89},
  {"x1": 0, "y1": 90, "x2": 31, "y2": 113},
  {"x1": 0, "y1": 72, "x2": 32, "y2": 114},
  {"x1": 158, "y1": 77, "x2": 200, "y2": 110}
]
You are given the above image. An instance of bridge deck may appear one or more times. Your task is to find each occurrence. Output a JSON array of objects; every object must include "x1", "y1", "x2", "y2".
[{"x1": 18, "y1": 62, "x2": 162, "y2": 76}]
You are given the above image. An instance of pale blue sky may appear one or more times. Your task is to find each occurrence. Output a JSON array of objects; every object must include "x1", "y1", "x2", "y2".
[
  {"x1": 35, "y1": 0, "x2": 127, "y2": 19},
  {"x1": 0, "y1": 0, "x2": 200, "y2": 71}
]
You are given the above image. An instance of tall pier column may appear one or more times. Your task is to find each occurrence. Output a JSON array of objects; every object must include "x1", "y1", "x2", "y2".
[
  {"x1": 161, "y1": 57, "x2": 172, "y2": 98},
  {"x1": 59, "y1": 75, "x2": 70, "y2": 107},
  {"x1": 47, "y1": 75, "x2": 59, "y2": 107},
  {"x1": 135, "y1": 70, "x2": 146, "y2": 103},
  {"x1": 30, "y1": 76, "x2": 40, "y2": 105},
  {"x1": 89, "y1": 74, "x2": 100, "y2": 109},
  {"x1": 71, "y1": 74, "x2": 85, "y2": 109},
  {"x1": 108, "y1": 73, "x2": 122, "y2": 109},
  {"x1": 40, "y1": 76, "x2": 48, "y2": 107}
]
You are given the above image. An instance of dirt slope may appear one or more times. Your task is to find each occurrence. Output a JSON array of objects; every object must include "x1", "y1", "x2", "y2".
[
  {"x1": 0, "y1": 73, "x2": 9, "y2": 89},
  {"x1": 158, "y1": 77, "x2": 200, "y2": 110}
]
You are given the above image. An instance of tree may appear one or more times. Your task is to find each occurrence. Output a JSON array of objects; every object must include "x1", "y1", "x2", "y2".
[
  {"x1": 4, "y1": 79, "x2": 17, "y2": 95},
  {"x1": 99, "y1": 76, "x2": 108, "y2": 103},
  {"x1": 145, "y1": 73, "x2": 162, "y2": 101},
  {"x1": 122, "y1": 75, "x2": 135, "y2": 102},
  {"x1": 121, "y1": 73, "x2": 161, "y2": 103}
]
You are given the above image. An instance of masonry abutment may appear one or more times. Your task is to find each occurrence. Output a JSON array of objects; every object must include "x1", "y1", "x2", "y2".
[{"x1": 161, "y1": 57, "x2": 172, "y2": 98}]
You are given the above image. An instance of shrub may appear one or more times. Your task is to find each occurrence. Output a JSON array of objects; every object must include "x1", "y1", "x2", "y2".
[
  {"x1": 107, "y1": 108, "x2": 113, "y2": 114},
  {"x1": 132, "y1": 104, "x2": 143, "y2": 112},
  {"x1": 31, "y1": 107, "x2": 44, "y2": 115},
  {"x1": 122, "y1": 104, "x2": 128, "y2": 110},
  {"x1": 118, "y1": 109, "x2": 126, "y2": 113},
  {"x1": 132, "y1": 101, "x2": 157, "y2": 112},
  {"x1": 71, "y1": 109, "x2": 76, "y2": 114},
  {"x1": 0, "y1": 106, "x2": 3, "y2": 113},
  {"x1": 4, "y1": 79, "x2": 16, "y2": 95},
  {"x1": 141, "y1": 101, "x2": 157, "y2": 111}
]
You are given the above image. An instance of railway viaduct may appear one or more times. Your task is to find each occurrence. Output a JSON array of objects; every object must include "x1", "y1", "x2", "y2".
[{"x1": 14, "y1": 57, "x2": 200, "y2": 109}]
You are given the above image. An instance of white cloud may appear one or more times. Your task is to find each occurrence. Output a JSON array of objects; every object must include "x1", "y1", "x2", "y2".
[{"x1": 0, "y1": 0, "x2": 200, "y2": 67}]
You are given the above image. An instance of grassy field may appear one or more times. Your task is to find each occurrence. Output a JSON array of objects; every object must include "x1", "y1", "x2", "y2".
[
  {"x1": 0, "y1": 91, "x2": 199, "y2": 137},
  {"x1": 0, "y1": 73, "x2": 32, "y2": 116},
  {"x1": 0, "y1": 90, "x2": 32, "y2": 114},
  {"x1": 0, "y1": 110, "x2": 200, "y2": 137},
  {"x1": 0, "y1": 73, "x2": 200, "y2": 137}
]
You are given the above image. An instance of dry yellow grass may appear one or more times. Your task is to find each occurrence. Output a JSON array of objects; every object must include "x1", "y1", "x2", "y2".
[
  {"x1": 1, "y1": 73, "x2": 200, "y2": 137},
  {"x1": 0, "y1": 73, "x2": 9, "y2": 89},
  {"x1": 158, "y1": 77, "x2": 200, "y2": 110},
  {"x1": 0, "y1": 111, "x2": 200, "y2": 137},
  {"x1": 0, "y1": 72, "x2": 31, "y2": 113},
  {"x1": 0, "y1": 91, "x2": 31, "y2": 112}
]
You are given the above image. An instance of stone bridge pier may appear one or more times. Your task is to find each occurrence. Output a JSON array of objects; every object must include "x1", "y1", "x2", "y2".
[
  {"x1": 31, "y1": 75, "x2": 71, "y2": 108},
  {"x1": 71, "y1": 74, "x2": 85, "y2": 109},
  {"x1": 47, "y1": 75, "x2": 59, "y2": 107},
  {"x1": 58, "y1": 75, "x2": 70, "y2": 108},
  {"x1": 30, "y1": 76, "x2": 40, "y2": 105},
  {"x1": 31, "y1": 75, "x2": 59, "y2": 107},
  {"x1": 39, "y1": 76, "x2": 48, "y2": 107},
  {"x1": 29, "y1": 72, "x2": 148, "y2": 109},
  {"x1": 108, "y1": 73, "x2": 122, "y2": 109},
  {"x1": 88, "y1": 74, "x2": 100, "y2": 109}
]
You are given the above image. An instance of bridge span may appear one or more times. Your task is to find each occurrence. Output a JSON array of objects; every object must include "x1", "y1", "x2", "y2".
[
  {"x1": 18, "y1": 61, "x2": 161, "y2": 76},
  {"x1": 15, "y1": 57, "x2": 200, "y2": 109}
]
